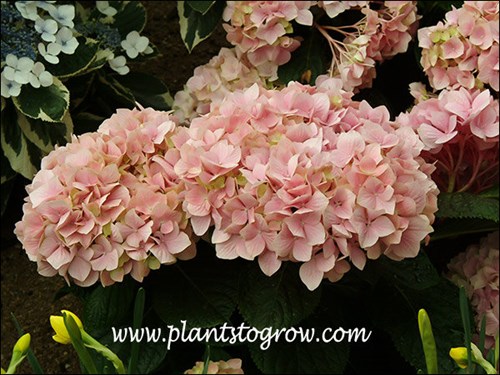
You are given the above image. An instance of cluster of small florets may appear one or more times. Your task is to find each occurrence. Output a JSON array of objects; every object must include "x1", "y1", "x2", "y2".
[
  {"x1": 172, "y1": 47, "x2": 267, "y2": 123},
  {"x1": 14, "y1": 107, "x2": 195, "y2": 287},
  {"x1": 418, "y1": 1, "x2": 499, "y2": 92},
  {"x1": 222, "y1": 1, "x2": 315, "y2": 81},
  {"x1": 398, "y1": 87, "x2": 499, "y2": 193},
  {"x1": 172, "y1": 77, "x2": 438, "y2": 291},
  {"x1": 315, "y1": 1, "x2": 420, "y2": 91},
  {"x1": 1, "y1": 1, "x2": 153, "y2": 98},
  {"x1": 447, "y1": 231, "x2": 499, "y2": 350},
  {"x1": 184, "y1": 359, "x2": 244, "y2": 374}
]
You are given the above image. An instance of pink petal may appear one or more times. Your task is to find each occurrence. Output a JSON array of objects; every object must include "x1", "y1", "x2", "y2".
[{"x1": 299, "y1": 261, "x2": 324, "y2": 291}]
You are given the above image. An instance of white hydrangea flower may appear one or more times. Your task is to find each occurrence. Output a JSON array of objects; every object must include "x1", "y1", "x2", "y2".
[
  {"x1": 109, "y1": 55, "x2": 130, "y2": 75},
  {"x1": 38, "y1": 42, "x2": 62, "y2": 64},
  {"x1": 96, "y1": 1, "x2": 117, "y2": 16},
  {"x1": 15, "y1": 1, "x2": 39, "y2": 21},
  {"x1": 30, "y1": 62, "x2": 53, "y2": 88},
  {"x1": 56, "y1": 27, "x2": 79, "y2": 54},
  {"x1": 48, "y1": 4, "x2": 75, "y2": 28},
  {"x1": 35, "y1": 18, "x2": 58, "y2": 42},
  {"x1": 121, "y1": 31, "x2": 149, "y2": 59},
  {"x1": 1, "y1": 73, "x2": 22, "y2": 98},
  {"x1": 3, "y1": 54, "x2": 35, "y2": 85}
]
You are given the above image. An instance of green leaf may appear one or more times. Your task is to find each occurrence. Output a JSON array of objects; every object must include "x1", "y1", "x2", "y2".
[
  {"x1": 0, "y1": 144, "x2": 17, "y2": 185},
  {"x1": 128, "y1": 288, "x2": 146, "y2": 374},
  {"x1": 369, "y1": 278, "x2": 464, "y2": 373},
  {"x1": 64, "y1": 313, "x2": 99, "y2": 374},
  {"x1": 187, "y1": 1, "x2": 216, "y2": 14},
  {"x1": 479, "y1": 184, "x2": 499, "y2": 199},
  {"x1": 151, "y1": 244, "x2": 239, "y2": 329},
  {"x1": 437, "y1": 192, "x2": 499, "y2": 222},
  {"x1": 238, "y1": 263, "x2": 321, "y2": 329},
  {"x1": 373, "y1": 251, "x2": 440, "y2": 290},
  {"x1": 83, "y1": 280, "x2": 136, "y2": 338},
  {"x1": 1, "y1": 104, "x2": 41, "y2": 179},
  {"x1": 250, "y1": 338, "x2": 349, "y2": 374},
  {"x1": 430, "y1": 218, "x2": 499, "y2": 242},
  {"x1": 418, "y1": 309, "x2": 439, "y2": 374},
  {"x1": 13, "y1": 77, "x2": 69, "y2": 122},
  {"x1": 113, "y1": 72, "x2": 173, "y2": 110},
  {"x1": 459, "y1": 287, "x2": 473, "y2": 370},
  {"x1": 10, "y1": 313, "x2": 44, "y2": 374},
  {"x1": 48, "y1": 38, "x2": 99, "y2": 79},
  {"x1": 17, "y1": 111, "x2": 72, "y2": 154},
  {"x1": 1, "y1": 178, "x2": 16, "y2": 217},
  {"x1": 177, "y1": 1, "x2": 225, "y2": 52},
  {"x1": 94, "y1": 72, "x2": 136, "y2": 113},
  {"x1": 72, "y1": 112, "x2": 106, "y2": 135},
  {"x1": 278, "y1": 28, "x2": 327, "y2": 85},
  {"x1": 113, "y1": 1, "x2": 147, "y2": 37}
]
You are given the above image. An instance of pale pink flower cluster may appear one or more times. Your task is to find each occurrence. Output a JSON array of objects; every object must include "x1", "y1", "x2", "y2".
[
  {"x1": 14, "y1": 108, "x2": 195, "y2": 287},
  {"x1": 222, "y1": 1, "x2": 315, "y2": 81},
  {"x1": 447, "y1": 231, "x2": 499, "y2": 350},
  {"x1": 398, "y1": 87, "x2": 499, "y2": 192},
  {"x1": 172, "y1": 77, "x2": 438, "y2": 291},
  {"x1": 418, "y1": 1, "x2": 499, "y2": 91},
  {"x1": 184, "y1": 359, "x2": 244, "y2": 374},
  {"x1": 172, "y1": 48, "x2": 267, "y2": 123},
  {"x1": 317, "y1": 1, "x2": 420, "y2": 92}
]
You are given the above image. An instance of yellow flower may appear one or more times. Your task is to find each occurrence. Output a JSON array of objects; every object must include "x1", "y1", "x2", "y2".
[
  {"x1": 13, "y1": 333, "x2": 30, "y2": 355},
  {"x1": 449, "y1": 347, "x2": 468, "y2": 369},
  {"x1": 50, "y1": 310, "x2": 83, "y2": 344}
]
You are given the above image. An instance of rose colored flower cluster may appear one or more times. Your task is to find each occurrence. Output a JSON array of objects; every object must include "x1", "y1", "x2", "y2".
[
  {"x1": 418, "y1": 1, "x2": 499, "y2": 91},
  {"x1": 172, "y1": 47, "x2": 267, "y2": 123},
  {"x1": 447, "y1": 231, "x2": 499, "y2": 350},
  {"x1": 316, "y1": 1, "x2": 420, "y2": 92},
  {"x1": 172, "y1": 77, "x2": 439, "y2": 291},
  {"x1": 184, "y1": 359, "x2": 244, "y2": 374},
  {"x1": 14, "y1": 107, "x2": 195, "y2": 287},
  {"x1": 222, "y1": 1, "x2": 314, "y2": 81},
  {"x1": 398, "y1": 86, "x2": 499, "y2": 192}
]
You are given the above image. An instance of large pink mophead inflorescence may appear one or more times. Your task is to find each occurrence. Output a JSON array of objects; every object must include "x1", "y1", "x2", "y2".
[
  {"x1": 447, "y1": 231, "x2": 499, "y2": 350},
  {"x1": 398, "y1": 86, "x2": 499, "y2": 193},
  {"x1": 172, "y1": 77, "x2": 439, "y2": 290},
  {"x1": 15, "y1": 108, "x2": 195, "y2": 287},
  {"x1": 418, "y1": 1, "x2": 499, "y2": 92}
]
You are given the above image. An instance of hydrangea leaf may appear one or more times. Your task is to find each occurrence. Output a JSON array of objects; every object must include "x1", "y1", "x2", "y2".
[
  {"x1": 430, "y1": 218, "x2": 498, "y2": 242},
  {"x1": 1, "y1": 177, "x2": 16, "y2": 217},
  {"x1": 1, "y1": 104, "x2": 41, "y2": 179},
  {"x1": 177, "y1": 1, "x2": 225, "y2": 53},
  {"x1": 436, "y1": 192, "x2": 499, "y2": 223},
  {"x1": 373, "y1": 251, "x2": 440, "y2": 290},
  {"x1": 238, "y1": 263, "x2": 322, "y2": 329},
  {"x1": 479, "y1": 184, "x2": 499, "y2": 199},
  {"x1": 113, "y1": 1, "x2": 147, "y2": 37},
  {"x1": 13, "y1": 77, "x2": 69, "y2": 123},
  {"x1": 17, "y1": 111, "x2": 72, "y2": 154},
  {"x1": 250, "y1": 339, "x2": 349, "y2": 374},
  {"x1": 151, "y1": 243, "x2": 240, "y2": 329},
  {"x1": 186, "y1": 1, "x2": 216, "y2": 14},
  {"x1": 114, "y1": 72, "x2": 173, "y2": 110},
  {"x1": 48, "y1": 37, "x2": 99, "y2": 79},
  {"x1": 368, "y1": 277, "x2": 464, "y2": 374},
  {"x1": 0, "y1": 144, "x2": 17, "y2": 185},
  {"x1": 278, "y1": 28, "x2": 327, "y2": 85},
  {"x1": 83, "y1": 280, "x2": 136, "y2": 339}
]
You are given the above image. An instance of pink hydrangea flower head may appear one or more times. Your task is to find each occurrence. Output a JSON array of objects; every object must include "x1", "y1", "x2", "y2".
[
  {"x1": 418, "y1": 1, "x2": 499, "y2": 91},
  {"x1": 397, "y1": 86, "x2": 499, "y2": 193},
  {"x1": 222, "y1": 2, "x2": 314, "y2": 80},
  {"x1": 184, "y1": 358, "x2": 244, "y2": 374},
  {"x1": 15, "y1": 107, "x2": 194, "y2": 287},
  {"x1": 175, "y1": 76, "x2": 438, "y2": 290},
  {"x1": 447, "y1": 231, "x2": 499, "y2": 349}
]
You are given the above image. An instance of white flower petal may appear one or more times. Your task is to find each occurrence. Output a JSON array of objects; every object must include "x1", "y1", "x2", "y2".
[
  {"x1": 135, "y1": 36, "x2": 149, "y2": 53},
  {"x1": 17, "y1": 57, "x2": 35, "y2": 72},
  {"x1": 6, "y1": 54, "x2": 18, "y2": 67},
  {"x1": 47, "y1": 42, "x2": 62, "y2": 55},
  {"x1": 39, "y1": 71, "x2": 53, "y2": 87},
  {"x1": 3, "y1": 66, "x2": 16, "y2": 81}
]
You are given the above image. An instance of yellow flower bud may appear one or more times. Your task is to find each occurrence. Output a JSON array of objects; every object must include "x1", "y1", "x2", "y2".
[
  {"x1": 449, "y1": 347, "x2": 468, "y2": 369},
  {"x1": 13, "y1": 333, "x2": 31, "y2": 355},
  {"x1": 50, "y1": 310, "x2": 83, "y2": 345}
]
